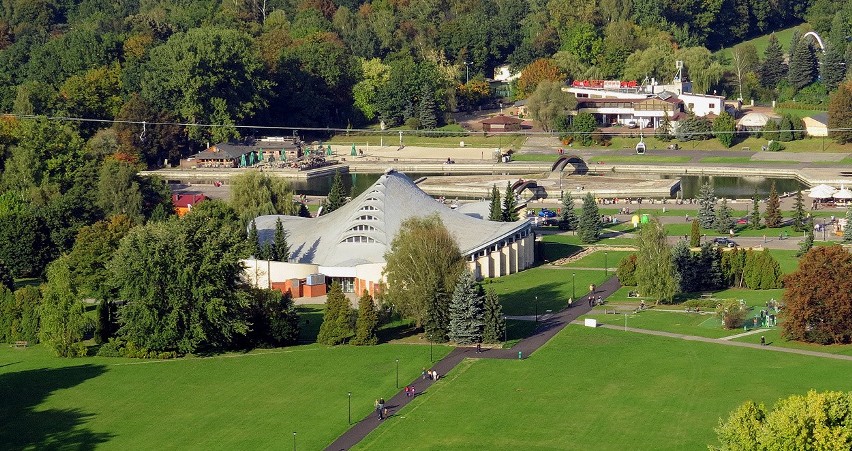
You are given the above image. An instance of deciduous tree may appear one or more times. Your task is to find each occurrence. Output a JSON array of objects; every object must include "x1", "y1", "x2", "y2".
[
  {"x1": 39, "y1": 256, "x2": 88, "y2": 357},
  {"x1": 526, "y1": 80, "x2": 577, "y2": 132},
  {"x1": 845, "y1": 208, "x2": 852, "y2": 244},
  {"x1": 516, "y1": 58, "x2": 564, "y2": 97},
  {"x1": 230, "y1": 171, "x2": 297, "y2": 223},
  {"x1": 636, "y1": 217, "x2": 678, "y2": 303},
  {"x1": 712, "y1": 112, "x2": 736, "y2": 148},
  {"x1": 828, "y1": 81, "x2": 852, "y2": 144}
]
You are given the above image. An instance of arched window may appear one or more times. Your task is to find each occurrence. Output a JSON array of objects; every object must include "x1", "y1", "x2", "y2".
[
  {"x1": 357, "y1": 215, "x2": 379, "y2": 221},
  {"x1": 342, "y1": 235, "x2": 378, "y2": 243},
  {"x1": 348, "y1": 225, "x2": 376, "y2": 232}
]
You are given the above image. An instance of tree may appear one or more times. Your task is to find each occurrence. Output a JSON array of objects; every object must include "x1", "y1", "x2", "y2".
[
  {"x1": 248, "y1": 220, "x2": 260, "y2": 257},
  {"x1": 558, "y1": 192, "x2": 578, "y2": 231},
  {"x1": 635, "y1": 217, "x2": 678, "y2": 304},
  {"x1": 0, "y1": 210, "x2": 52, "y2": 278},
  {"x1": 324, "y1": 169, "x2": 348, "y2": 214},
  {"x1": 572, "y1": 112, "x2": 597, "y2": 146},
  {"x1": 762, "y1": 118, "x2": 780, "y2": 142},
  {"x1": 95, "y1": 300, "x2": 117, "y2": 345},
  {"x1": 448, "y1": 271, "x2": 485, "y2": 345},
  {"x1": 764, "y1": 182, "x2": 782, "y2": 228},
  {"x1": 712, "y1": 112, "x2": 736, "y2": 148},
  {"x1": 656, "y1": 111, "x2": 672, "y2": 141},
  {"x1": 821, "y1": 43, "x2": 846, "y2": 92},
  {"x1": 0, "y1": 260, "x2": 13, "y2": 291},
  {"x1": 672, "y1": 241, "x2": 698, "y2": 293},
  {"x1": 714, "y1": 390, "x2": 852, "y2": 450},
  {"x1": 526, "y1": 80, "x2": 577, "y2": 132},
  {"x1": 845, "y1": 208, "x2": 852, "y2": 244},
  {"x1": 516, "y1": 58, "x2": 564, "y2": 97},
  {"x1": 273, "y1": 218, "x2": 289, "y2": 262},
  {"x1": 616, "y1": 254, "x2": 638, "y2": 286},
  {"x1": 787, "y1": 38, "x2": 818, "y2": 91},
  {"x1": 778, "y1": 115, "x2": 793, "y2": 142},
  {"x1": 792, "y1": 190, "x2": 806, "y2": 232},
  {"x1": 750, "y1": 191, "x2": 762, "y2": 229},
  {"x1": 783, "y1": 245, "x2": 852, "y2": 344},
  {"x1": 577, "y1": 192, "x2": 601, "y2": 244},
  {"x1": 352, "y1": 290, "x2": 378, "y2": 345},
  {"x1": 730, "y1": 43, "x2": 760, "y2": 100},
  {"x1": 318, "y1": 282, "x2": 354, "y2": 345},
  {"x1": 418, "y1": 84, "x2": 438, "y2": 130},
  {"x1": 797, "y1": 226, "x2": 814, "y2": 257},
  {"x1": 482, "y1": 288, "x2": 505, "y2": 344},
  {"x1": 759, "y1": 34, "x2": 786, "y2": 88},
  {"x1": 690, "y1": 219, "x2": 701, "y2": 247},
  {"x1": 828, "y1": 81, "x2": 852, "y2": 144},
  {"x1": 63, "y1": 215, "x2": 134, "y2": 300},
  {"x1": 502, "y1": 182, "x2": 519, "y2": 222},
  {"x1": 244, "y1": 288, "x2": 300, "y2": 347},
  {"x1": 715, "y1": 198, "x2": 733, "y2": 234},
  {"x1": 676, "y1": 114, "x2": 711, "y2": 142},
  {"x1": 230, "y1": 171, "x2": 297, "y2": 222},
  {"x1": 39, "y1": 256, "x2": 88, "y2": 357},
  {"x1": 697, "y1": 182, "x2": 716, "y2": 229},
  {"x1": 488, "y1": 185, "x2": 502, "y2": 221},
  {"x1": 383, "y1": 214, "x2": 464, "y2": 341},
  {"x1": 109, "y1": 201, "x2": 250, "y2": 354}
]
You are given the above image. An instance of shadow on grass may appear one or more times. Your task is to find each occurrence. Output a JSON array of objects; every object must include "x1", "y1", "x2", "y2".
[
  {"x1": 296, "y1": 305, "x2": 324, "y2": 343},
  {"x1": 377, "y1": 319, "x2": 418, "y2": 343},
  {"x1": 0, "y1": 364, "x2": 111, "y2": 449},
  {"x1": 503, "y1": 320, "x2": 538, "y2": 348},
  {"x1": 495, "y1": 281, "x2": 571, "y2": 316},
  {"x1": 540, "y1": 241, "x2": 582, "y2": 262}
]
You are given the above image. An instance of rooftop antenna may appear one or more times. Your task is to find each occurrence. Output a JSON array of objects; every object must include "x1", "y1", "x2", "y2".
[{"x1": 673, "y1": 60, "x2": 684, "y2": 83}]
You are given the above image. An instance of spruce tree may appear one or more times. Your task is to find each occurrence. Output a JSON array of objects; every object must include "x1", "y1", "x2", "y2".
[
  {"x1": 274, "y1": 218, "x2": 290, "y2": 262},
  {"x1": 698, "y1": 242, "x2": 723, "y2": 291},
  {"x1": 419, "y1": 84, "x2": 438, "y2": 130},
  {"x1": 821, "y1": 43, "x2": 846, "y2": 92},
  {"x1": 750, "y1": 191, "x2": 762, "y2": 229},
  {"x1": 324, "y1": 170, "x2": 347, "y2": 214},
  {"x1": 715, "y1": 198, "x2": 733, "y2": 233},
  {"x1": 797, "y1": 226, "x2": 814, "y2": 257},
  {"x1": 94, "y1": 300, "x2": 115, "y2": 344},
  {"x1": 844, "y1": 208, "x2": 852, "y2": 243},
  {"x1": 671, "y1": 240, "x2": 697, "y2": 293},
  {"x1": 559, "y1": 191, "x2": 578, "y2": 231},
  {"x1": 788, "y1": 39, "x2": 818, "y2": 91},
  {"x1": 259, "y1": 241, "x2": 274, "y2": 261},
  {"x1": 760, "y1": 34, "x2": 786, "y2": 88},
  {"x1": 424, "y1": 280, "x2": 450, "y2": 342},
  {"x1": 764, "y1": 182, "x2": 782, "y2": 228},
  {"x1": 352, "y1": 290, "x2": 378, "y2": 345},
  {"x1": 697, "y1": 182, "x2": 716, "y2": 229},
  {"x1": 448, "y1": 271, "x2": 485, "y2": 345},
  {"x1": 577, "y1": 192, "x2": 601, "y2": 244},
  {"x1": 502, "y1": 181, "x2": 518, "y2": 222},
  {"x1": 317, "y1": 282, "x2": 354, "y2": 345},
  {"x1": 248, "y1": 220, "x2": 260, "y2": 257},
  {"x1": 482, "y1": 288, "x2": 505, "y2": 344},
  {"x1": 778, "y1": 115, "x2": 794, "y2": 142},
  {"x1": 690, "y1": 219, "x2": 701, "y2": 247},
  {"x1": 656, "y1": 111, "x2": 672, "y2": 141},
  {"x1": 488, "y1": 184, "x2": 502, "y2": 221},
  {"x1": 792, "y1": 190, "x2": 806, "y2": 232},
  {"x1": 763, "y1": 119, "x2": 779, "y2": 142}
]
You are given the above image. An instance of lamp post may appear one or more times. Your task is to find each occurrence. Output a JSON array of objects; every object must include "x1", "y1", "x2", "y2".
[
  {"x1": 822, "y1": 219, "x2": 826, "y2": 241},
  {"x1": 348, "y1": 392, "x2": 352, "y2": 424},
  {"x1": 503, "y1": 316, "x2": 508, "y2": 342},
  {"x1": 535, "y1": 296, "x2": 538, "y2": 322},
  {"x1": 604, "y1": 251, "x2": 608, "y2": 277},
  {"x1": 429, "y1": 334, "x2": 433, "y2": 362},
  {"x1": 395, "y1": 359, "x2": 399, "y2": 389},
  {"x1": 572, "y1": 272, "x2": 576, "y2": 301},
  {"x1": 464, "y1": 61, "x2": 470, "y2": 84},
  {"x1": 293, "y1": 432, "x2": 296, "y2": 451}
]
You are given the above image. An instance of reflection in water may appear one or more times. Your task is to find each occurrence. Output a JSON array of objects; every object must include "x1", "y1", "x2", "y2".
[{"x1": 293, "y1": 173, "x2": 807, "y2": 200}]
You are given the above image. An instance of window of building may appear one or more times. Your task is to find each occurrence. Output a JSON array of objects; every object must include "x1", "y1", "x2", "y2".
[
  {"x1": 357, "y1": 215, "x2": 378, "y2": 221},
  {"x1": 330, "y1": 277, "x2": 355, "y2": 293},
  {"x1": 709, "y1": 103, "x2": 715, "y2": 109},
  {"x1": 360, "y1": 205, "x2": 378, "y2": 211},
  {"x1": 342, "y1": 235, "x2": 377, "y2": 243},
  {"x1": 348, "y1": 224, "x2": 376, "y2": 232}
]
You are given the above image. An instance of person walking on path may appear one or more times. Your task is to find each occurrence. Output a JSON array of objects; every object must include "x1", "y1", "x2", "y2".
[
  {"x1": 422, "y1": 367, "x2": 427, "y2": 380},
  {"x1": 760, "y1": 335, "x2": 766, "y2": 346},
  {"x1": 377, "y1": 398, "x2": 385, "y2": 420}
]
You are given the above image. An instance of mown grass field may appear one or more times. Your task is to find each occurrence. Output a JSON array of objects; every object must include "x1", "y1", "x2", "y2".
[
  {"x1": 354, "y1": 325, "x2": 852, "y2": 450},
  {"x1": 715, "y1": 24, "x2": 811, "y2": 60},
  {"x1": 0, "y1": 343, "x2": 452, "y2": 450},
  {"x1": 327, "y1": 132, "x2": 525, "y2": 149}
]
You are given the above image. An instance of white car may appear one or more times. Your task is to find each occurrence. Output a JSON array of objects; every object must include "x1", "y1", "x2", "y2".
[{"x1": 626, "y1": 120, "x2": 638, "y2": 128}]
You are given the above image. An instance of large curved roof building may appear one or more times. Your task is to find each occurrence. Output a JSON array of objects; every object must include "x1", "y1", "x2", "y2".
[{"x1": 247, "y1": 170, "x2": 535, "y2": 297}]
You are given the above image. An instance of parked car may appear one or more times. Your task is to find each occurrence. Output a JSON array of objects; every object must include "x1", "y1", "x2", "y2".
[
  {"x1": 538, "y1": 208, "x2": 557, "y2": 218},
  {"x1": 712, "y1": 237, "x2": 738, "y2": 248},
  {"x1": 626, "y1": 120, "x2": 638, "y2": 128}
]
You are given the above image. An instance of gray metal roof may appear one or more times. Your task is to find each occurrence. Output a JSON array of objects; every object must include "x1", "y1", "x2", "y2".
[{"x1": 254, "y1": 170, "x2": 531, "y2": 267}]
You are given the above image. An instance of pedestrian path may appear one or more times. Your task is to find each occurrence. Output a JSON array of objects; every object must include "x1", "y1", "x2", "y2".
[
  {"x1": 324, "y1": 277, "x2": 622, "y2": 450},
  {"x1": 595, "y1": 324, "x2": 852, "y2": 361},
  {"x1": 719, "y1": 328, "x2": 769, "y2": 341}
]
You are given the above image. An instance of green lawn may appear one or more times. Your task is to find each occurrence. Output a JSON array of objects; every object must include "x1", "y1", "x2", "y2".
[
  {"x1": 715, "y1": 24, "x2": 810, "y2": 60},
  {"x1": 483, "y1": 269, "x2": 612, "y2": 315},
  {"x1": 562, "y1": 250, "x2": 633, "y2": 269},
  {"x1": 733, "y1": 327, "x2": 852, "y2": 357},
  {"x1": 327, "y1": 133, "x2": 526, "y2": 149},
  {"x1": 354, "y1": 325, "x2": 852, "y2": 450},
  {"x1": 584, "y1": 309, "x2": 737, "y2": 339},
  {"x1": 0, "y1": 342, "x2": 452, "y2": 450}
]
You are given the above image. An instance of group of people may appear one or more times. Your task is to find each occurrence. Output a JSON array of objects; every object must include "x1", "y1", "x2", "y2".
[
  {"x1": 375, "y1": 398, "x2": 387, "y2": 420},
  {"x1": 422, "y1": 368, "x2": 440, "y2": 381},
  {"x1": 404, "y1": 385, "x2": 416, "y2": 397}
]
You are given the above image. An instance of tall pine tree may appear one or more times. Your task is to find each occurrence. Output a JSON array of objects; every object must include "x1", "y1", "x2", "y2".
[
  {"x1": 352, "y1": 290, "x2": 378, "y2": 345},
  {"x1": 324, "y1": 170, "x2": 347, "y2": 214},
  {"x1": 448, "y1": 271, "x2": 485, "y2": 345},
  {"x1": 788, "y1": 39, "x2": 818, "y2": 91},
  {"x1": 317, "y1": 282, "x2": 354, "y2": 345},
  {"x1": 274, "y1": 218, "x2": 290, "y2": 262},
  {"x1": 502, "y1": 182, "x2": 518, "y2": 222},
  {"x1": 821, "y1": 43, "x2": 846, "y2": 92},
  {"x1": 690, "y1": 219, "x2": 701, "y2": 247},
  {"x1": 425, "y1": 279, "x2": 450, "y2": 342},
  {"x1": 750, "y1": 191, "x2": 762, "y2": 229},
  {"x1": 559, "y1": 192, "x2": 578, "y2": 231},
  {"x1": 715, "y1": 198, "x2": 733, "y2": 233},
  {"x1": 488, "y1": 185, "x2": 502, "y2": 221},
  {"x1": 797, "y1": 226, "x2": 814, "y2": 257},
  {"x1": 792, "y1": 190, "x2": 806, "y2": 232},
  {"x1": 577, "y1": 192, "x2": 601, "y2": 243},
  {"x1": 697, "y1": 182, "x2": 716, "y2": 229},
  {"x1": 764, "y1": 182, "x2": 782, "y2": 228},
  {"x1": 759, "y1": 34, "x2": 786, "y2": 88},
  {"x1": 482, "y1": 288, "x2": 505, "y2": 344},
  {"x1": 418, "y1": 84, "x2": 438, "y2": 130},
  {"x1": 248, "y1": 220, "x2": 260, "y2": 257}
]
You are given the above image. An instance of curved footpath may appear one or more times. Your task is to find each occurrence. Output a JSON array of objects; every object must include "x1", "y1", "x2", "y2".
[{"x1": 324, "y1": 276, "x2": 622, "y2": 451}]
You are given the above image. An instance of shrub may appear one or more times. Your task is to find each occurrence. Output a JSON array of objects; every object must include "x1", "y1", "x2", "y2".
[
  {"x1": 616, "y1": 254, "x2": 638, "y2": 286},
  {"x1": 716, "y1": 299, "x2": 750, "y2": 329}
]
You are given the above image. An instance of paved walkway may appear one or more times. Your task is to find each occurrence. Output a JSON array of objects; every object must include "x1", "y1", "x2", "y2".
[
  {"x1": 719, "y1": 328, "x2": 770, "y2": 341},
  {"x1": 595, "y1": 324, "x2": 852, "y2": 361},
  {"x1": 324, "y1": 277, "x2": 622, "y2": 450}
]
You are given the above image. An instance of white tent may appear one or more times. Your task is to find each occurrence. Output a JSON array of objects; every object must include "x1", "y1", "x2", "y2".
[
  {"x1": 833, "y1": 187, "x2": 852, "y2": 200},
  {"x1": 808, "y1": 184, "x2": 837, "y2": 198},
  {"x1": 737, "y1": 112, "x2": 772, "y2": 128}
]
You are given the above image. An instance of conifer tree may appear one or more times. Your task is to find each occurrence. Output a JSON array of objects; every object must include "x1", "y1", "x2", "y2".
[
  {"x1": 764, "y1": 182, "x2": 782, "y2": 228},
  {"x1": 482, "y1": 288, "x2": 505, "y2": 344},
  {"x1": 715, "y1": 198, "x2": 734, "y2": 233},
  {"x1": 762, "y1": 119, "x2": 779, "y2": 142},
  {"x1": 690, "y1": 219, "x2": 701, "y2": 247},
  {"x1": 418, "y1": 84, "x2": 438, "y2": 130},
  {"x1": 248, "y1": 220, "x2": 260, "y2": 257},
  {"x1": 697, "y1": 182, "x2": 716, "y2": 229},
  {"x1": 352, "y1": 290, "x2": 378, "y2": 345},
  {"x1": 844, "y1": 208, "x2": 852, "y2": 243},
  {"x1": 792, "y1": 190, "x2": 806, "y2": 232},
  {"x1": 778, "y1": 115, "x2": 794, "y2": 142},
  {"x1": 488, "y1": 184, "x2": 502, "y2": 221},
  {"x1": 577, "y1": 192, "x2": 601, "y2": 243},
  {"x1": 750, "y1": 191, "x2": 762, "y2": 229},
  {"x1": 274, "y1": 218, "x2": 289, "y2": 262},
  {"x1": 559, "y1": 191, "x2": 578, "y2": 231},
  {"x1": 821, "y1": 43, "x2": 846, "y2": 92},
  {"x1": 760, "y1": 34, "x2": 786, "y2": 87},
  {"x1": 656, "y1": 111, "x2": 672, "y2": 141},
  {"x1": 324, "y1": 170, "x2": 347, "y2": 214},
  {"x1": 95, "y1": 300, "x2": 116, "y2": 344},
  {"x1": 0, "y1": 260, "x2": 12, "y2": 292},
  {"x1": 425, "y1": 280, "x2": 450, "y2": 342},
  {"x1": 788, "y1": 39, "x2": 818, "y2": 91},
  {"x1": 317, "y1": 282, "x2": 354, "y2": 345},
  {"x1": 448, "y1": 271, "x2": 485, "y2": 345},
  {"x1": 502, "y1": 182, "x2": 518, "y2": 222},
  {"x1": 797, "y1": 226, "x2": 814, "y2": 257}
]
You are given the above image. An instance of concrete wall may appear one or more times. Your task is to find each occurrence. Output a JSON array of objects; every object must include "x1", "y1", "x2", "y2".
[{"x1": 242, "y1": 260, "x2": 318, "y2": 289}]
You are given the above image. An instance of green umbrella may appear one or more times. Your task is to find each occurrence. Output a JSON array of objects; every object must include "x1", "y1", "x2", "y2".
[
  {"x1": 351, "y1": 143, "x2": 357, "y2": 156},
  {"x1": 258, "y1": 148, "x2": 264, "y2": 162},
  {"x1": 240, "y1": 154, "x2": 247, "y2": 167},
  {"x1": 327, "y1": 145, "x2": 332, "y2": 156}
]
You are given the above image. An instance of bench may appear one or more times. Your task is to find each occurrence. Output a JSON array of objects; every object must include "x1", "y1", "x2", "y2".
[{"x1": 12, "y1": 341, "x2": 28, "y2": 348}]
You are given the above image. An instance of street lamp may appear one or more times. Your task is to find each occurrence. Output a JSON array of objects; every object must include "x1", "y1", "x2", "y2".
[
  {"x1": 604, "y1": 251, "x2": 608, "y2": 277},
  {"x1": 822, "y1": 219, "x2": 826, "y2": 241},
  {"x1": 293, "y1": 432, "x2": 296, "y2": 451},
  {"x1": 464, "y1": 61, "x2": 471, "y2": 84},
  {"x1": 503, "y1": 316, "x2": 508, "y2": 342},
  {"x1": 395, "y1": 359, "x2": 399, "y2": 389},
  {"x1": 535, "y1": 296, "x2": 538, "y2": 322},
  {"x1": 348, "y1": 392, "x2": 352, "y2": 424},
  {"x1": 429, "y1": 334, "x2": 433, "y2": 362},
  {"x1": 572, "y1": 272, "x2": 576, "y2": 302}
]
